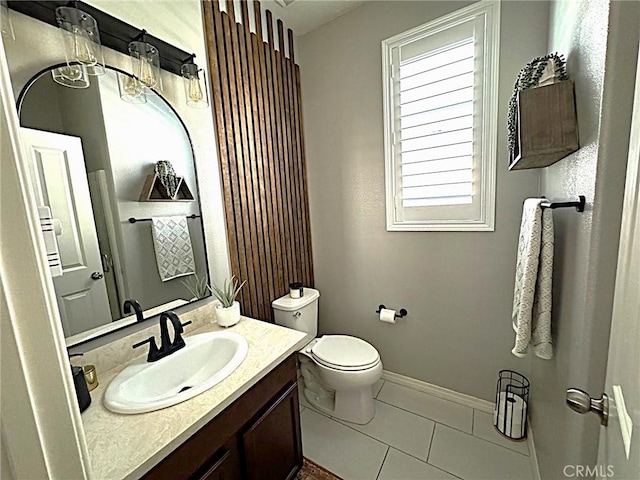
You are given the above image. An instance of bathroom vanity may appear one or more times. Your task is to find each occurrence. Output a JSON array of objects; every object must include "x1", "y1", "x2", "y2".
[{"x1": 79, "y1": 306, "x2": 308, "y2": 480}]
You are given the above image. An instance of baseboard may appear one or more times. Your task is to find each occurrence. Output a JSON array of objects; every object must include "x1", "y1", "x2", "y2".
[
  {"x1": 381, "y1": 370, "x2": 495, "y2": 414},
  {"x1": 526, "y1": 422, "x2": 542, "y2": 480}
]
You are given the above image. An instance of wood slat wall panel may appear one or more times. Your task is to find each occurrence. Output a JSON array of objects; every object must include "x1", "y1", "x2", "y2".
[{"x1": 203, "y1": 0, "x2": 314, "y2": 321}]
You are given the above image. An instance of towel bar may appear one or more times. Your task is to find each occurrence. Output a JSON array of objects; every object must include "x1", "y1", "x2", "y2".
[
  {"x1": 540, "y1": 195, "x2": 585, "y2": 212},
  {"x1": 128, "y1": 214, "x2": 201, "y2": 223}
]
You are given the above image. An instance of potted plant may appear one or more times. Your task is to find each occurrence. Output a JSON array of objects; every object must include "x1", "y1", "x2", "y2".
[{"x1": 208, "y1": 276, "x2": 246, "y2": 327}]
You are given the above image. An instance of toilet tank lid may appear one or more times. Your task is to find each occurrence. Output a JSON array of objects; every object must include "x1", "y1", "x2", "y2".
[{"x1": 271, "y1": 287, "x2": 320, "y2": 311}]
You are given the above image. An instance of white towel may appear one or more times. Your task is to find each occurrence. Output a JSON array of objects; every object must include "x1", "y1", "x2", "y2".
[
  {"x1": 512, "y1": 199, "x2": 554, "y2": 359},
  {"x1": 151, "y1": 216, "x2": 196, "y2": 282},
  {"x1": 38, "y1": 206, "x2": 63, "y2": 277}
]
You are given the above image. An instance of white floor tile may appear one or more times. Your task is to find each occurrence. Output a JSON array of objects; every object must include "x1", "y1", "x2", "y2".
[
  {"x1": 301, "y1": 409, "x2": 388, "y2": 480},
  {"x1": 373, "y1": 379, "x2": 385, "y2": 398},
  {"x1": 428, "y1": 425, "x2": 533, "y2": 480},
  {"x1": 338, "y1": 400, "x2": 435, "y2": 461},
  {"x1": 378, "y1": 448, "x2": 459, "y2": 480},
  {"x1": 473, "y1": 411, "x2": 529, "y2": 456},
  {"x1": 377, "y1": 382, "x2": 473, "y2": 433}
]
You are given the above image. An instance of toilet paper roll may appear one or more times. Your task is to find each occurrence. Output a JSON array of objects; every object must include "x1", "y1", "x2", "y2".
[
  {"x1": 379, "y1": 308, "x2": 397, "y2": 324},
  {"x1": 494, "y1": 392, "x2": 527, "y2": 438}
]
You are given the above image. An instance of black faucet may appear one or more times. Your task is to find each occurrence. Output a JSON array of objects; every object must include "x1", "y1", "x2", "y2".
[
  {"x1": 123, "y1": 299, "x2": 144, "y2": 323},
  {"x1": 132, "y1": 311, "x2": 192, "y2": 362}
]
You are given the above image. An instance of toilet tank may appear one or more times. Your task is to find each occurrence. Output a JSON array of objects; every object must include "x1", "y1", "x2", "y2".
[{"x1": 272, "y1": 288, "x2": 320, "y2": 338}]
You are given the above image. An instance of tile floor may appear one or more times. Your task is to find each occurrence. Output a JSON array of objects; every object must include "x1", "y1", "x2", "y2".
[{"x1": 299, "y1": 379, "x2": 534, "y2": 480}]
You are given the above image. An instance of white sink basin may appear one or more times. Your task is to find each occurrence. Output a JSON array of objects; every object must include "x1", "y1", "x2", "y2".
[{"x1": 104, "y1": 331, "x2": 248, "y2": 414}]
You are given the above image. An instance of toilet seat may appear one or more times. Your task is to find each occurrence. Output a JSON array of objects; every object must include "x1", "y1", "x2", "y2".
[{"x1": 310, "y1": 335, "x2": 380, "y2": 371}]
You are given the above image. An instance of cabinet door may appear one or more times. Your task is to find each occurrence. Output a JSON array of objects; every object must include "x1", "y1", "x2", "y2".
[
  {"x1": 191, "y1": 440, "x2": 242, "y2": 480},
  {"x1": 241, "y1": 383, "x2": 302, "y2": 480}
]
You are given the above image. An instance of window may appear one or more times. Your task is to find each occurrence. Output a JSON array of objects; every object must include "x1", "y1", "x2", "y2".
[{"x1": 382, "y1": 2, "x2": 500, "y2": 231}]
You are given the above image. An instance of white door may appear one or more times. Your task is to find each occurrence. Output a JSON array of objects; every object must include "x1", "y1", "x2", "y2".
[
  {"x1": 595, "y1": 47, "x2": 640, "y2": 478},
  {"x1": 20, "y1": 128, "x2": 112, "y2": 336}
]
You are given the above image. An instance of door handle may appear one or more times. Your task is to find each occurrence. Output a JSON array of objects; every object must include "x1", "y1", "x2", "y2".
[
  {"x1": 566, "y1": 388, "x2": 609, "y2": 426},
  {"x1": 91, "y1": 271, "x2": 104, "y2": 280}
]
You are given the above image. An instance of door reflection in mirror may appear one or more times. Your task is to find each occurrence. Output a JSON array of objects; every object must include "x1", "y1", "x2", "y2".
[{"x1": 18, "y1": 66, "x2": 210, "y2": 344}]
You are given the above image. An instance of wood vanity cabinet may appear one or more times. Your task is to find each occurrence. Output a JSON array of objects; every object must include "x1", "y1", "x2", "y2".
[{"x1": 143, "y1": 354, "x2": 302, "y2": 480}]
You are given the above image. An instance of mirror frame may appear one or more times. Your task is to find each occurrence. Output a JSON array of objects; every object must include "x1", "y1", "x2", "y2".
[{"x1": 16, "y1": 63, "x2": 212, "y2": 348}]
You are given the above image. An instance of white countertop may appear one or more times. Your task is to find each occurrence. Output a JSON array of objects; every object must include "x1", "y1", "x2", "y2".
[{"x1": 81, "y1": 314, "x2": 308, "y2": 480}]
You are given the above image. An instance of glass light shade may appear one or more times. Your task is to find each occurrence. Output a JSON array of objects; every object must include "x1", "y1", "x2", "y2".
[
  {"x1": 55, "y1": 6, "x2": 105, "y2": 75},
  {"x1": 1, "y1": 0, "x2": 15, "y2": 41},
  {"x1": 128, "y1": 40, "x2": 161, "y2": 91},
  {"x1": 117, "y1": 72, "x2": 147, "y2": 104},
  {"x1": 51, "y1": 64, "x2": 90, "y2": 89},
  {"x1": 181, "y1": 62, "x2": 209, "y2": 108}
]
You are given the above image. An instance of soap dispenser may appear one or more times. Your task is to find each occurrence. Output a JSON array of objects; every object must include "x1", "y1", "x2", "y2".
[{"x1": 69, "y1": 354, "x2": 91, "y2": 412}]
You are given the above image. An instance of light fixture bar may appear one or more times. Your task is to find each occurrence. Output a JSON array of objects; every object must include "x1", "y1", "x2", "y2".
[{"x1": 7, "y1": 0, "x2": 190, "y2": 76}]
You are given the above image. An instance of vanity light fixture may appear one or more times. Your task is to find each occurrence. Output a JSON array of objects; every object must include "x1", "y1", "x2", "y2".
[
  {"x1": 51, "y1": 63, "x2": 90, "y2": 89},
  {"x1": 128, "y1": 30, "x2": 162, "y2": 92},
  {"x1": 55, "y1": 5, "x2": 105, "y2": 76},
  {"x1": 117, "y1": 71, "x2": 147, "y2": 104},
  {"x1": 181, "y1": 54, "x2": 209, "y2": 109}
]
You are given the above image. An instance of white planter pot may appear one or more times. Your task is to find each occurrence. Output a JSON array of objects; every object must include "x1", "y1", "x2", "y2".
[{"x1": 216, "y1": 301, "x2": 241, "y2": 327}]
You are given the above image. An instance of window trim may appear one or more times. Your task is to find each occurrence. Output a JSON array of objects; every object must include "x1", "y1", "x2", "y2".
[{"x1": 382, "y1": 1, "x2": 500, "y2": 232}]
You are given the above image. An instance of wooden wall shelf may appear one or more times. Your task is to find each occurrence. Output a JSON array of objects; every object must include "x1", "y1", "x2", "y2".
[
  {"x1": 509, "y1": 80, "x2": 579, "y2": 170},
  {"x1": 139, "y1": 173, "x2": 195, "y2": 202}
]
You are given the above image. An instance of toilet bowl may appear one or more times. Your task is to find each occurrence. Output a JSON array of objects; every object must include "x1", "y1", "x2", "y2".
[{"x1": 272, "y1": 289, "x2": 383, "y2": 424}]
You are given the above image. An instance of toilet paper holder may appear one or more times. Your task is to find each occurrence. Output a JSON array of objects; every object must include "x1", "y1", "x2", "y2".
[{"x1": 375, "y1": 305, "x2": 407, "y2": 319}]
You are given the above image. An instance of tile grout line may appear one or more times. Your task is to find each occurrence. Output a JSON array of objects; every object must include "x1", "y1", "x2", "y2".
[
  {"x1": 328, "y1": 412, "x2": 425, "y2": 462},
  {"x1": 375, "y1": 446, "x2": 390, "y2": 480},
  {"x1": 372, "y1": 398, "x2": 530, "y2": 459},
  {"x1": 375, "y1": 398, "x2": 473, "y2": 436},
  {"x1": 471, "y1": 408, "x2": 475, "y2": 435},
  {"x1": 425, "y1": 423, "x2": 436, "y2": 463}
]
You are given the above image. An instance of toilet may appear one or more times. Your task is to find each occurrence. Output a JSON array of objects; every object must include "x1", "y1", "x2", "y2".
[{"x1": 272, "y1": 288, "x2": 383, "y2": 424}]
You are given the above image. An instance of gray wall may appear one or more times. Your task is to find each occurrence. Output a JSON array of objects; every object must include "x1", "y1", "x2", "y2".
[
  {"x1": 299, "y1": 1, "x2": 550, "y2": 401},
  {"x1": 532, "y1": 0, "x2": 639, "y2": 477}
]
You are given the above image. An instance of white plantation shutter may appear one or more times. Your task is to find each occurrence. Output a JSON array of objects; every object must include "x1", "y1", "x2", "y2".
[{"x1": 383, "y1": 2, "x2": 499, "y2": 231}]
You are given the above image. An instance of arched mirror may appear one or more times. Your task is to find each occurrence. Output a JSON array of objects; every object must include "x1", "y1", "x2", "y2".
[{"x1": 18, "y1": 65, "x2": 211, "y2": 346}]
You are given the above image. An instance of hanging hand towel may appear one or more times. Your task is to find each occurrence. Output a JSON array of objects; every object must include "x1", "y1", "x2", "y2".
[
  {"x1": 151, "y1": 216, "x2": 196, "y2": 282},
  {"x1": 512, "y1": 199, "x2": 554, "y2": 359}
]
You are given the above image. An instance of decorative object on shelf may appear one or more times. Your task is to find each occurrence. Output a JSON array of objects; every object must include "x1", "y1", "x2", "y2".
[
  {"x1": 508, "y1": 53, "x2": 579, "y2": 170},
  {"x1": 155, "y1": 160, "x2": 179, "y2": 198},
  {"x1": 209, "y1": 276, "x2": 246, "y2": 328},
  {"x1": 128, "y1": 30, "x2": 162, "y2": 91},
  {"x1": 51, "y1": 63, "x2": 90, "y2": 89},
  {"x1": 181, "y1": 54, "x2": 209, "y2": 108},
  {"x1": 55, "y1": 5, "x2": 105, "y2": 76},
  {"x1": 138, "y1": 161, "x2": 194, "y2": 202}
]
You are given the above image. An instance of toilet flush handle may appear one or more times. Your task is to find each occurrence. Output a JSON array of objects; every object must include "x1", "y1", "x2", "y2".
[{"x1": 293, "y1": 311, "x2": 301, "y2": 319}]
